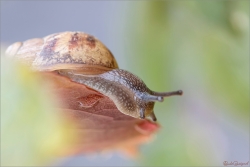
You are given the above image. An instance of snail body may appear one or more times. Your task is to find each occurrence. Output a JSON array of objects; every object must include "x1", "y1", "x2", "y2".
[{"x1": 6, "y1": 31, "x2": 182, "y2": 121}]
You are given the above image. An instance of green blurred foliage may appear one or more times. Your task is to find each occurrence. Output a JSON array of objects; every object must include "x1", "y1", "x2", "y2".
[
  {"x1": 125, "y1": 1, "x2": 249, "y2": 166},
  {"x1": 128, "y1": 1, "x2": 249, "y2": 115},
  {"x1": 1, "y1": 54, "x2": 75, "y2": 166}
]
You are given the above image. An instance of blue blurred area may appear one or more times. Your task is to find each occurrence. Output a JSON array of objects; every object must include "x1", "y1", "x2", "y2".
[
  {"x1": 1, "y1": 1, "x2": 129, "y2": 68},
  {"x1": 53, "y1": 154, "x2": 134, "y2": 166}
]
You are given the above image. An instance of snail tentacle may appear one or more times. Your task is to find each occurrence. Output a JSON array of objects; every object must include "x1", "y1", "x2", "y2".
[
  {"x1": 140, "y1": 108, "x2": 145, "y2": 119},
  {"x1": 139, "y1": 93, "x2": 164, "y2": 102},
  {"x1": 152, "y1": 90, "x2": 183, "y2": 97}
]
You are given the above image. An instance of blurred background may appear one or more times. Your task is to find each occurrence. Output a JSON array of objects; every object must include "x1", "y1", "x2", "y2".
[{"x1": 1, "y1": 1, "x2": 249, "y2": 166}]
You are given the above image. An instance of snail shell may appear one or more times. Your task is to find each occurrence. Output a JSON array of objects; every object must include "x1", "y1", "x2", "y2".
[
  {"x1": 6, "y1": 31, "x2": 182, "y2": 121},
  {"x1": 6, "y1": 31, "x2": 118, "y2": 74}
]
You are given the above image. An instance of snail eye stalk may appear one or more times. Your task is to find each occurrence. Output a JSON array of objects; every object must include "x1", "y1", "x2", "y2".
[
  {"x1": 141, "y1": 94, "x2": 164, "y2": 102},
  {"x1": 152, "y1": 90, "x2": 183, "y2": 97},
  {"x1": 141, "y1": 90, "x2": 182, "y2": 102}
]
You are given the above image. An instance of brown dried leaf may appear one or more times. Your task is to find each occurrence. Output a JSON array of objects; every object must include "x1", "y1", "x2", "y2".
[{"x1": 41, "y1": 72, "x2": 159, "y2": 156}]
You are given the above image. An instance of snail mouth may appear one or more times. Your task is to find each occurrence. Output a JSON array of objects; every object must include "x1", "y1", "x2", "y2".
[
  {"x1": 139, "y1": 108, "x2": 157, "y2": 122},
  {"x1": 149, "y1": 111, "x2": 157, "y2": 122}
]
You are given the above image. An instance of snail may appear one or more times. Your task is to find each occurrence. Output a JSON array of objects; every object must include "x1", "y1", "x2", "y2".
[{"x1": 5, "y1": 31, "x2": 182, "y2": 121}]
